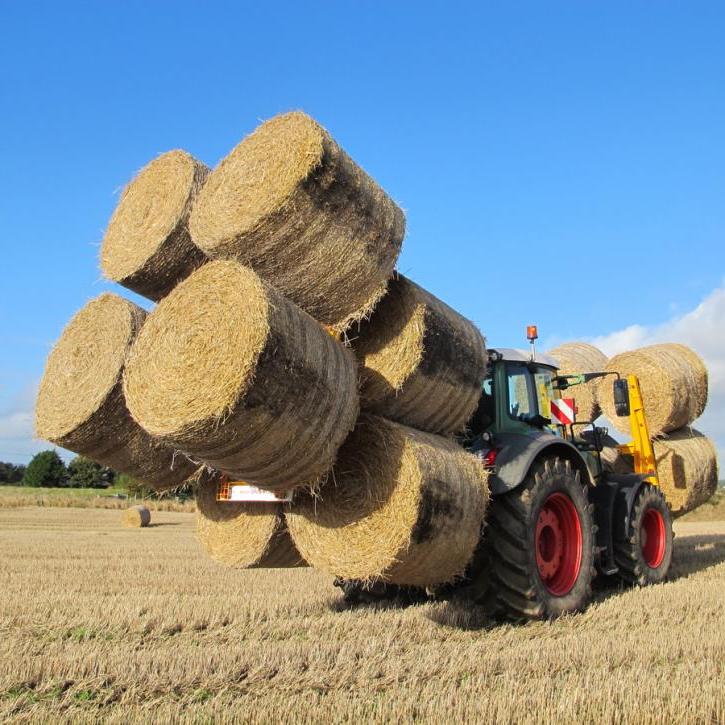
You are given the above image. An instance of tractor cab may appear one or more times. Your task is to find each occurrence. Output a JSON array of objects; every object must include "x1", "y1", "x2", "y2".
[{"x1": 465, "y1": 336, "x2": 610, "y2": 495}]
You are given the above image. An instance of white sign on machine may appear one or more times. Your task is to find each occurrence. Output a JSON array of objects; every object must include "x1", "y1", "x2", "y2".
[{"x1": 218, "y1": 480, "x2": 293, "y2": 503}]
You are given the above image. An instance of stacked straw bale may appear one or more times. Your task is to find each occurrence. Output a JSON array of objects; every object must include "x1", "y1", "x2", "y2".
[
  {"x1": 100, "y1": 150, "x2": 210, "y2": 301},
  {"x1": 599, "y1": 344, "x2": 708, "y2": 436},
  {"x1": 35, "y1": 293, "x2": 196, "y2": 490},
  {"x1": 547, "y1": 342, "x2": 607, "y2": 422},
  {"x1": 286, "y1": 414, "x2": 489, "y2": 587},
  {"x1": 196, "y1": 471, "x2": 304, "y2": 568},
  {"x1": 189, "y1": 111, "x2": 406, "y2": 330},
  {"x1": 123, "y1": 261, "x2": 360, "y2": 490},
  {"x1": 653, "y1": 429, "x2": 719, "y2": 517},
  {"x1": 351, "y1": 275, "x2": 487, "y2": 435},
  {"x1": 122, "y1": 505, "x2": 151, "y2": 528}
]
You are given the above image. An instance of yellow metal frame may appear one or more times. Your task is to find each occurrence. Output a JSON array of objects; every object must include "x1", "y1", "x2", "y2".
[{"x1": 616, "y1": 375, "x2": 659, "y2": 485}]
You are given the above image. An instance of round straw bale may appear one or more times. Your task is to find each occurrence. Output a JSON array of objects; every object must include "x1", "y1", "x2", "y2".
[
  {"x1": 122, "y1": 505, "x2": 151, "y2": 528},
  {"x1": 547, "y1": 342, "x2": 607, "y2": 422},
  {"x1": 351, "y1": 275, "x2": 487, "y2": 435},
  {"x1": 100, "y1": 150, "x2": 210, "y2": 301},
  {"x1": 188, "y1": 111, "x2": 406, "y2": 330},
  {"x1": 35, "y1": 294, "x2": 197, "y2": 491},
  {"x1": 123, "y1": 260, "x2": 360, "y2": 490},
  {"x1": 653, "y1": 429, "x2": 719, "y2": 517},
  {"x1": 286, "y1": 414, "x2": 489, "y2": 587},
  {"x1": 196, "y1": 472, "x2": 304, "y2": 568},
  {"x1": 598, "y1": 344, "x2": 708, "y2": 436}
]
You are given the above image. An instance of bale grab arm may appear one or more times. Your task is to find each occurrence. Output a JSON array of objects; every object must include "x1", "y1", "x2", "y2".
[{"x1": 617, "y1": 375, "x2": 659, "y2": 485}]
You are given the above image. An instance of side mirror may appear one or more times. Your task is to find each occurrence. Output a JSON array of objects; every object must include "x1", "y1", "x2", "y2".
[{"x1": 613, "y1": 378, "x2": 630, "y2": 417}]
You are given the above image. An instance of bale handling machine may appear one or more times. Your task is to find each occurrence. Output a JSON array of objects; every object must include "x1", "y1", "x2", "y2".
[
  {"x1": 219, "y1": 326, "x2": 674, "y2": 620},
  {"x1": 454, "y1": 325, "x2": 673, "y2": 619}
]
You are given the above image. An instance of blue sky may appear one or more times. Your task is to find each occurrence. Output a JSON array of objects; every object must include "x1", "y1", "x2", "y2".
[{"x1": 1, "y1": 1, "x2": 724, "y2": 464}]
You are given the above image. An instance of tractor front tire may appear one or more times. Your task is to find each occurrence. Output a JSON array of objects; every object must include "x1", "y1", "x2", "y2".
[
  {"x1": 480, "y1": 456, "x2": 596, "y2": 620},
  {"x1": 614, "y1": 484, "x2": 673, "y2": 586}
]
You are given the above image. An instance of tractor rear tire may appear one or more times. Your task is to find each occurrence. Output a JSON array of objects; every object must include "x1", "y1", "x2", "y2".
[
  {"x1": 614, "y1": 484, "x2": 673, "y2": 586},
  {"x1": 478, "y1": 456, "x2": 596, "y2": 620}
]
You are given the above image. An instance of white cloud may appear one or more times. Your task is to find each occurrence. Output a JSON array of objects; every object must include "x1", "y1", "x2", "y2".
[
  {"x1": 0, "y1": 383, "x2": 72, "y2": 464},
  {"x1": 591, "y1": 284, "x2": 725, "y2": 468}
]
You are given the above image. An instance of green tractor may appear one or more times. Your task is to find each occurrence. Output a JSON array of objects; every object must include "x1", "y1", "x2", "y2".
[{"x1": 341, "y1": 329, "x2": 675, "y2": 620}]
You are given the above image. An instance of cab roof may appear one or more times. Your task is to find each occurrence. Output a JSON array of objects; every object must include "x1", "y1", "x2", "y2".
[{"x1": 489, "y1": 348, "x2": 559, "y2": 368}]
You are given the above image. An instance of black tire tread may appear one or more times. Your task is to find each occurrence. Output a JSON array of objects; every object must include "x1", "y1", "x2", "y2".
[
  {"x1": 614, "y1": 484, "x2": 673, "y2": 587},
  {"x1": 480, "y1": 456, "x2": 597, "y2": 620}
]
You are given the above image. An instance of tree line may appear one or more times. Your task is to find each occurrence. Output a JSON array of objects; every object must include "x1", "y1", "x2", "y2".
[
  {"x1": 0, "y1": 450, "x2": 116, "y2": 488},
  {"x1": 0, "y1": 450, "x2": 194, "y2": 499}
]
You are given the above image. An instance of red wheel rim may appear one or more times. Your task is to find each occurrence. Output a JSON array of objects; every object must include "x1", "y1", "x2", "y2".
[
  {"x1": 535, "y1": 492, "x2": 583, "y2": 596},
  {"x1": 641, "y1": 508, "x2": 666, "y2": 568}
]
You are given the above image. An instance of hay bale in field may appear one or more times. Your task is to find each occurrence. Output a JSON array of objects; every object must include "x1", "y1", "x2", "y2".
[
  {"x1": 547, "y1": 342, "x2": 607, "y2": 421},
  {"x1": 195, "y1": 472, "x2": 304, "y2": 568},
  {"x1": 598, "y1": 344, "x2": 708, "y2": 436},
  {"x1": 653, "y1": 429, "x2": 719, "y2": 517},
  {"x1": 122, "y1": 504, "x2": 151, "y2": 528},
  {"x1": 123, "y1": 261, "x2": 360, "y2": 490},
  {"x1": 188, "y1": 111, "x2": 406, "y2": 330},
  {"x1": 286, "y1": 414, "x2": 489, "y2": 587},
  {"x1": 350, "y1": 275, "x2": 487, "y2": 435},
  {"x1": 35, "y1": 294, "x2": 197, "y2": 490},
  {"x1": 100, "y1": 150, "x2": 210, "y2": 301}
]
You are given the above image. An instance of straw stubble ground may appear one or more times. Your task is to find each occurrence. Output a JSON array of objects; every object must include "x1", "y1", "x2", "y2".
[{"x1": 1, "y1": 506, "x2": 724, "y2": 723}]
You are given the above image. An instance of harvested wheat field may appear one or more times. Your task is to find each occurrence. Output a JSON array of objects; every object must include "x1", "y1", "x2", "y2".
[{"x1": 1, "y1": 505, "x2": 723, "y2": 723}]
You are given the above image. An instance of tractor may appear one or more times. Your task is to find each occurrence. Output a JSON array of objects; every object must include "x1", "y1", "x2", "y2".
[
  {"x1": 339, "y1": 326, "x2": 674, "y2": 618},
  {"x1": 451, "y1": 326, "x2": 673, "y2": 619}
]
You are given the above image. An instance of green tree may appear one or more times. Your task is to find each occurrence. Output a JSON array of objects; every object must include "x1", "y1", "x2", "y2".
[
  {"x1": 67, "y1": 456, "x2": 114, "y2": 488},
  {"x1": 22, "y1": 450, "x2": 67, "y2": 487},
  {"x1": 0, "y1": 462, "x2": 26, "y2": 484}
]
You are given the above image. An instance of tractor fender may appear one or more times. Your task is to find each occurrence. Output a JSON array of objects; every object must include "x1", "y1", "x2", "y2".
[{"x1": 488, "y1": 431, "x2": 590, "y2": 495}]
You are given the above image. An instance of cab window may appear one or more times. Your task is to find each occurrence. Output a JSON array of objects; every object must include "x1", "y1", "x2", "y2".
[
  {"x1": 468, "y1": 376, "x2": 495, "y2": 434},
  {"x1": 534, "y1": 370, "x2": 556, "y2": 420},
  {"x1": 507, "y1": 364, "x2": 536, "y2": 419}
]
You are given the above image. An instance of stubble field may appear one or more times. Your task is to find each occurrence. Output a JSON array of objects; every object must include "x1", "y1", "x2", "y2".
[{"x1": 1, "y1": 504, "x2": 724, "y2": 723}]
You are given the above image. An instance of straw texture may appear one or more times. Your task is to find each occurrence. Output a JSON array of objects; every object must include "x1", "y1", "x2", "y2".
[
  {"x1": 286, "y1": 414, "x2": 489, "y2": 587},
  {"x1": 599, "y1": 344, "x2": 708, "y2": 435},
  {"x1": 195, "y1": 472, "x2": 304, "y2": 568},
  {"x1": 122, "y1": 505, "x2": 151, "y2": 528},
  {"x1": 351, "y1": 275, "x2": 487, "y2": 435},
  {"x1": 35, "y1": 294, "x2": 196, "y2": 491},
  {"x1": 548, "y1": 342, "x2": 607, "y2": 422},
  {"x1": 123, "y1": 261, "x2": 360, "y2": 490},
  {"x1": 101, "y1": 150, "x2": 210, "y2": 301},
  {"x1": 188, "y1": 111, "x2": 406, "y2": 329},
  {"x1": 653, "y1": 429, "x2": 719, "y2": 517}
]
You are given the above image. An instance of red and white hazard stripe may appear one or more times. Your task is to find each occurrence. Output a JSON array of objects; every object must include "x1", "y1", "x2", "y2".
[{"x1": 551, "y1": 398, "x2": 577, "y2": 425}]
